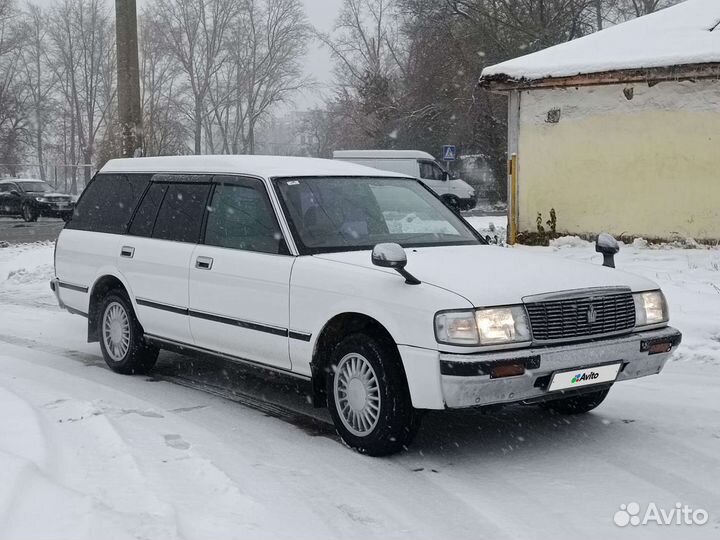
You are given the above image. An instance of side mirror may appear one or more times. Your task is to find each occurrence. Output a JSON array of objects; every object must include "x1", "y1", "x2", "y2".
[
  {"x1": 371, "y1": 243, "x2": 420, "y2": 285},
  {"x1": 596, "y1": 233, "x2": 619, "y2": 268},
  {"x1": 9, "y1": 190, "x2": 20, "y2": 196},
  {"x1": 443, "y1": 171, "x2": 450, "y2": 181},
  {"x1": 371, "y1": 242, "x2": 407, "y2": 268}
]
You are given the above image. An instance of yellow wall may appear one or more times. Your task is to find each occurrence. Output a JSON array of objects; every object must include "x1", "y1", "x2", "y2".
[{"x1": 517, "y1": 80, "x2": 720, "y2": 240}]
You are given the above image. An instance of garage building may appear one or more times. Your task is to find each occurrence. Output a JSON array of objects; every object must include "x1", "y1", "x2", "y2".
[{"x1": 479, "y1": 0, "x2": 720, "y2": 243}]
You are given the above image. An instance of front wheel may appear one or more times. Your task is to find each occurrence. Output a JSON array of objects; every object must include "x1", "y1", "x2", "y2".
[
  {"x1": 22, "y1": 203, "x2": 38, "y2": 222},
  {"x1": 539, "y1": 387, "x2": 610, "y2": 415},
  {"x1": 98, "y1": 291, "x2": 159, "y2": 374},
  {"x1": 326, "y1": 333, "x2": 420, "y2": 456}
]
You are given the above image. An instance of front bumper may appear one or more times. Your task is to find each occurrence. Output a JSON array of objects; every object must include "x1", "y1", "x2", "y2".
[
  {"x1": 440, "y1": 326, "x2": 681, "y2": 408},
  {"x1": 35, "y1": 201, "x2": 74, "y2": 217},
  {"x1": 458, "y1": 195, "x2": 477, "y2": 210}
]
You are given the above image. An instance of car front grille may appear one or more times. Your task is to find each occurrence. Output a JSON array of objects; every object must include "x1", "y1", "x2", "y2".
[{"x1": 525, "y1": 292, "x2": 636, "y2": 342}]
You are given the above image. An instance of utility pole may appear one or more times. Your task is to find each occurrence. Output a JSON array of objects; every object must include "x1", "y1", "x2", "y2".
[{"x1": 115, "y1": 0, "x2": 143, "y2": 157}]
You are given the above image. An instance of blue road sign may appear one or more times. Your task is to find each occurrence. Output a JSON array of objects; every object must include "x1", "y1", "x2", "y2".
[{"x1": 442, "y1": 145, "x2": 456, "y2": 161}]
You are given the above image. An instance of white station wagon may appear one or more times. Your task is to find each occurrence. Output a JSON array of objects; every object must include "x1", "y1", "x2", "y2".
[{"x1": 52, "y1": 156, "x2": 681, "y2": 455}]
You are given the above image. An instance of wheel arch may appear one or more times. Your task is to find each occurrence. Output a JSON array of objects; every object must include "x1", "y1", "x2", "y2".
[
  {"x1": 309, "y1": 312, "x2": 407, "y2": 407},
  {"x1": 87, "y1": 273, "x2": 133, "y2": 342}
]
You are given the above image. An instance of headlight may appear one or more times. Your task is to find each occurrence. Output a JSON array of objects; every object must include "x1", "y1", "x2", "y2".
[
  {"x1": 435, "y1": 306, "x2": 531, "y2": 346},
  {"x1": 633, "y1": 290, "x2": 668, "y2": 327},
  {"x1": 35, "y1": 196, "x2": 48, "y2": 203}
]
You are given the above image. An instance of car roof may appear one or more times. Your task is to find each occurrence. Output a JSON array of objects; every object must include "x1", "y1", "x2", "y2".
[
  {"x1": 100, "y1": 155, "x2": 414, "y2": 179},
  {"x1": 333, "y1": 149, "x2": 435, "y2": 160}
]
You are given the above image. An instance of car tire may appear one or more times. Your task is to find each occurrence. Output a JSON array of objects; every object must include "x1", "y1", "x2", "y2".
[
  {"x1": 21, "y1": 203, "x2": 38, "y2": 222},
  {"x1": 98, "y1": 291, "x2": 159, "y2": 375},
  {"x1": 539, "y1": 387, "x2": 610, "y2": 415},
  {"x1": 326, "y1": 333, "x2": 421, "y2": 456}
]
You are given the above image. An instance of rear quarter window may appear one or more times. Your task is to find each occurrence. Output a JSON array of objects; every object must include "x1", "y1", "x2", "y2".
[{"x1": 67, "y1": 174, "x2": 150, "y2": 233}]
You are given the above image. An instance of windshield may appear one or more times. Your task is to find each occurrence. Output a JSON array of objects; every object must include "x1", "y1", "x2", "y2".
[
  {"x1": 274, "y1": 176, "x2": 481, "y2": 254},
  {"x1": 18, "y1": 181, "x2": 52, "y2": 193}
]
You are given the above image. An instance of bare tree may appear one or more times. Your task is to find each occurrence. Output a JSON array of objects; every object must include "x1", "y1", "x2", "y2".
[
  {"x1": 207, "y1": 0, "x2": 312, "y2": 154},
  {"x1": 139, "y1": 11, "x2": 190, "y2": 155},
  {"x1": 0, "y1": 0, "x2": 30, "y2": 175},
  {"x1": 319, "y1": 0, "x2": 405, "y2": 148},
  {"x1": 19, "y1": 3, "x2": 56, "y2": 180},
  {"x1": 50, "y1": 0, "x2": 116, "y2": 191},
  {"x1": 149, "y1": 0, "x2": 236, "y2": 155}
]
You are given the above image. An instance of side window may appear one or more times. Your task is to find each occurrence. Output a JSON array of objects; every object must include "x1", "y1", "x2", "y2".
[
  {"x1": 152, "y1": 182, "x2": 210, "y2": 243},
  {"x1": 128, "y1": 183, "x2": 167, "y2": 237},
  {"x1": 204, "y1": 179, "x2": 287, "y2": 254},
  {"x1": 418, "y1": 161, "x2": 445, "y2": 181},
  {"x1": 0, "y1": 184, "x2": 9, "y2": 193},
  {"x1": 67, "y1": 174, "x2": 150, "y2": 233}
]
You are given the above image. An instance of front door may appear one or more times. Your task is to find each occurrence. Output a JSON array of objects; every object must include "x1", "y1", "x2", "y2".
[
  {"x1": 418, "y1": 160, "x2": 448, "y2": 196},
  {"x1": 189, "y1": 176, "x2": 294, "y2": 370}
]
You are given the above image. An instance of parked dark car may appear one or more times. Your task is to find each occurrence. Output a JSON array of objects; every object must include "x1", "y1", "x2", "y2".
[{"x1": 0, "y1": 179, "x2": 74, "y2": 222}]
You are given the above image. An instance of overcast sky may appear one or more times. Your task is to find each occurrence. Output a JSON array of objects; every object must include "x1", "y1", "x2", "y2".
[{"x1": 31, "y1": 0, "x2": 343, "y2": 110}]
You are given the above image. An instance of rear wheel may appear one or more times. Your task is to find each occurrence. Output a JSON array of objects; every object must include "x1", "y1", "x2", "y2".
[
  {"x1": 539, "y1": 387, "x2": 610, "y2": 415},
  {"x1": 98, "y1": 291, "x2": 159, "y2": 374},
  {"x1": 326, "y1": 333, "x2": 420, "y2": 456},
  {"x1": 21, "y1": 203, "x2": 38, "y2": 222}
]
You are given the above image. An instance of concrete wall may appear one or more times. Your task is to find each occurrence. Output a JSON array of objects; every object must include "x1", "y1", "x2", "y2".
[{"x1": 516, "y1": 79, "x2": 720, "y2": 241}]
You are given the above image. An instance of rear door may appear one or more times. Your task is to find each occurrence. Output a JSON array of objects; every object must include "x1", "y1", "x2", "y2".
[
  {"x1": 120, "y1": 176, "x2": 211, "y2": 344},
  {"x1": 188, "y1": 176, "x2": 294, "y2": 370}
]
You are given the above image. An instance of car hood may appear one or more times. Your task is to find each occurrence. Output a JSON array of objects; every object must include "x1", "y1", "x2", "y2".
[
  {"x1": 31, "y1": 192, "x2": 72, "y2": 200},
  {"x1": 314, "y1": 244, "x2": 658, "y2": 307}
]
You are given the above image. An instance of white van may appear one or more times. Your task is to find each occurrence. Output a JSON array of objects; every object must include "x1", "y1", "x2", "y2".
[{"x1": 333, "y1": 150, "x2": 477, "y2": 210}]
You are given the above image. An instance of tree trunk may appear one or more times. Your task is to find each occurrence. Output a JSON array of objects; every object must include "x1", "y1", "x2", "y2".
[
  {"x1": 69, "y1": 103, "x2": 77, "y2": 195},
  {"x1": 194, "y1": 95, "x2": 202, "y2": 154},
  {"x1": 36, "y1": 126, "x2": 45, "y2": 181},
  {"x1": 116, "y1": 0, "x2": 143, "y2": 157}
]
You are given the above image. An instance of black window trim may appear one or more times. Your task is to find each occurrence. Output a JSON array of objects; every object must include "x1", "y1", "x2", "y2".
[
  {"x1": 270, "y1": 175, "x2": 486, "y2": 256},
  {"x1": 199, "y1": 174, "x2": 291, "y2": 256}
]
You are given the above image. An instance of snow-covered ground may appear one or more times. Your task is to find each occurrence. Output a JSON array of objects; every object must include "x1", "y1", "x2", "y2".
[{"x1": 1, "y1": 230, "x2": 719, "y2": 539}]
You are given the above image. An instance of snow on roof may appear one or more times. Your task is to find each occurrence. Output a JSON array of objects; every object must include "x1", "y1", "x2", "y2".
[
  {"x1": 480, "y1": 0, "x2": 720, "y2": 84},
  {"x1": 333, "y1": 150, "x2": 436, "y2": 160},
  {"x1": 100, "y1": 155, "x2": 413, "y2": 179}
]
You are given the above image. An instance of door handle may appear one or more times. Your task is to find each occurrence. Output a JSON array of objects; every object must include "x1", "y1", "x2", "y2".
[
  {"x1": 120, "y1": 246, "x2": 135, "y2": 258},
  {"x1": 195, "y1": 256, "x2": 213, "y2": 270}
]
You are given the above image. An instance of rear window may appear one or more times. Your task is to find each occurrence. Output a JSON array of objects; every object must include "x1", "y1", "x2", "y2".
[{"x1": 67, "y1": 174, "x2": 150, "y2": 233}]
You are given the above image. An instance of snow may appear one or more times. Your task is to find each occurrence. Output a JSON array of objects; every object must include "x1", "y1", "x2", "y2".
[
  {"x1": 101, "y1": 155, "x2": 413, "y2": 180},
  {"x1": 480, "y1": 0, "x2": 720, "y2": 83},
  {"x1": 1, "y1": 234, "x2": 720, "y2": 539}
]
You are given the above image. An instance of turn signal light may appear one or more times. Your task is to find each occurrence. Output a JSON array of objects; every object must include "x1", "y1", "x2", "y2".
[
  {"x1": 489, "y1": 362, "x2": 525, "y2": 379},
  {"x1": 647, "y1": 341, "x2": 673, "y2": 355}
]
